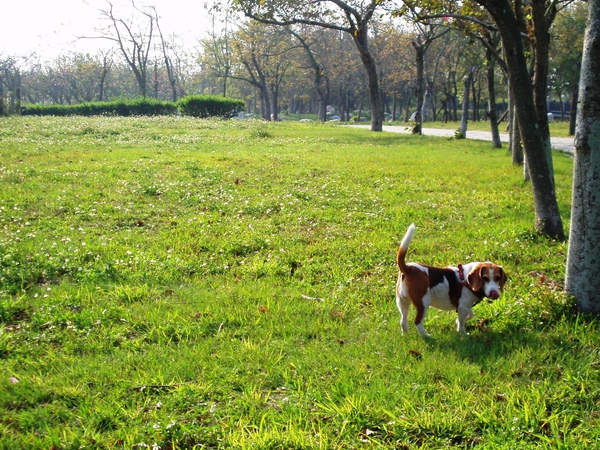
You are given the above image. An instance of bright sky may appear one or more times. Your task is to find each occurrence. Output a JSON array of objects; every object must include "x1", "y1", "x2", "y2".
[{"x1": 1, "y1": 0, "x2": 216, "y2": 60}]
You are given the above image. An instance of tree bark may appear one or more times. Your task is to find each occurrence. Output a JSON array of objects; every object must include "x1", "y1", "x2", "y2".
[
  {"x1": 486, "y1": 49, "x2": 502, "y2": 148},
  {"x1": 460, "y1": 67, "x2": 474, "y2": 137},
  {"x1": 566, "y1": 0, "x2": 600, "y2": 314},
  {"x1": 422, "y1": 81, "x2": 435, "y2": 122},
  {"x1": 569, "y1": 83, "x2": 579, "y2": 136},
  {"x1": 531, "y1": 0, "x2": 557, "y2": 183},
  {"x1": 352, "y1": 30, "x2": 383, "y2": 131},
  {"x1": 476, "y1": 0, "x2": 564, "y2": 239},
  {"x1": 412, "y1": 42, "x2": 425, "y2": 134}
]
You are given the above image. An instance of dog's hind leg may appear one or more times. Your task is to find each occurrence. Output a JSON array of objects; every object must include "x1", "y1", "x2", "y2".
[
  {"x1": 414, "y1": 301, "x2": 431, "y2": 338},
  {"x1": 396, "y1": 295, "x2": 411, "y2": 334}
]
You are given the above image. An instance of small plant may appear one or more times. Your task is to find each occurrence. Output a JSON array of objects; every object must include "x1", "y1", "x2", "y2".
[{"x1": 454, "y1": 128, "x2": 466, "y2": 139}]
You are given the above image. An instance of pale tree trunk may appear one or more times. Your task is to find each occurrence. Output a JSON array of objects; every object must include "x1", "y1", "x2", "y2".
[
  {"x1": 566, "y1": 0, "x2": 600, "y2": 314},
  {"x1": 460, "y1": 67, "x2": 474, "y2": 137},
  {"x1": 422, "y1": 81, "x2": 434, "y2": 122},
  {"x1": 486, "y1": 50, "x2": 502, "y2": 148}
]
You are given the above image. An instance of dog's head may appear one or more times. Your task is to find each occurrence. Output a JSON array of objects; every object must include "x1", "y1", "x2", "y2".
[{"x1": 467, "y1": 263, "x2": 507, "y2": 299}]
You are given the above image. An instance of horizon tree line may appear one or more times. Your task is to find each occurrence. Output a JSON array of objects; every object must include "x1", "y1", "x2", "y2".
[{"x1": 1, "y1": 2, "x2": 585, "y2": 131}]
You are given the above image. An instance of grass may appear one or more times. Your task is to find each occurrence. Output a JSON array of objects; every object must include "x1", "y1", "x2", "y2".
[
  {"x1": 286, "y1": 113, "x2": 573, "y2": 138},
  {"x1": 0, "y1": 116, "x2": 597, "y2": 449},
  {"x1": 417, "y1": 120, "x2": 573, "y2": 138}
]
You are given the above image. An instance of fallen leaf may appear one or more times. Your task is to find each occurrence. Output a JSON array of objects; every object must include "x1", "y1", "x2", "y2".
[{"x1": 408, "y1": 350, "x2": 422, "y2": 360}]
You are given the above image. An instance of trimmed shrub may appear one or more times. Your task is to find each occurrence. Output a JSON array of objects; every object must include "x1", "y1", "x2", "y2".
[
  {"x1": 177, "y1": 95, "x2": 245, "y2": 118},
  {"x1": 22, "y1": 99, "x2": 178, "y2": 117},
  {"x1": 21, "y1": 96, "x2": 245, "y2": 118}
]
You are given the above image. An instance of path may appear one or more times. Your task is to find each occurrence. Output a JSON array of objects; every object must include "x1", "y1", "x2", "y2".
[{"x1": 351, "y1": 124, "x2": 575, "y2": 154}]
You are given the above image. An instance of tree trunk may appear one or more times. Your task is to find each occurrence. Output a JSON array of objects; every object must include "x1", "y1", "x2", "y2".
[
  {"x1": 413, "y1": 42, "x2": 425, "y2": 134},
  {"x1": 531, "y1": 0, "x2": 556, "y2": 184},
  {"x1": 261, "y1": 85, "x2": 272, "y2": 120},
  {"x1": 460, "y1": 68, "x2": 474, "y2": 137},
  {"x1": 486, "y1": 50, "x2": 502, "y2": 148},
  {"x1": 15, "y1": 88, "x2": 21, "y2": 115},
  {"x1": 566, "y1": 0, "x2": 600, "y2": 314},
  {"x1": 471, "y1": 72, "x2": 478, "y2": 122},
  {"x1": 422, "y1": 81, "x2": 434, "y2": 122},
  {"x1": 508, "y1": 83, "x2": 524, "y2": 164},
  {"x1": 569, "y1": 83, "x2": 578, "y2": 136},
  {"x1": 352, "y1": 30, "x2": 383, "y2": 131},
  {"x1": 477, "y1": 0, "x2": 564, "y2": 239},
  {"x1": 404, "y1": 90, "x2": 413, "y2": 122}
]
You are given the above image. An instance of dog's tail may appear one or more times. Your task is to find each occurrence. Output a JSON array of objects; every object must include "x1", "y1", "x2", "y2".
[{"x1": 397, "y1": 223, "x2": 416, "y2": 273}]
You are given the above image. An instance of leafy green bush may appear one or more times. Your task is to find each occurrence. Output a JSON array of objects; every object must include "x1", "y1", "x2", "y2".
[
  {"x1": 21, "y1": 96, "x2": 246, "y2": 118},
  {"x1": 21, "y1": 98, "x2": 178, "y2": 117},
  {"x1": 177, "y1": 95, "x2": 245, "y2": 118}
]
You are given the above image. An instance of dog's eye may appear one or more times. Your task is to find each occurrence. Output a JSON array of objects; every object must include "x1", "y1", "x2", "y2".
[
  {"x1": 482, "y1": 276, "x2": 490, "y2": 282},
  {"x1": 495, "y1": 276, "x2": 501, "y2": 282}
]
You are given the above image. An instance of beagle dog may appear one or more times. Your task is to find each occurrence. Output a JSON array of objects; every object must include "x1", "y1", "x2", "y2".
[{"x1": 396, "y1": 224, "x2": 507, "y2": 337}]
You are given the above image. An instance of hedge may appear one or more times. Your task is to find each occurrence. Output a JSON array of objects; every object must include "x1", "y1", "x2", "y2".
[
  {"x1": 22, "y1": 98, "x2": 177, "y2": 117},
  {"x1": 177, "y1": 95, "x2": 245, "y2": 118},
  {"x1": 20, "y1": 95, "x2": 245, "y2": 118}
]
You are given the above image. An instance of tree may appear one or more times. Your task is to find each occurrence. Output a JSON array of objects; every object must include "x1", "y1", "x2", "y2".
[
  {"x1": 406, "y1": 0, "x2": 565, "y2": 238},
  {"x1": 152, "y1": 6, "x2": 183, "y2": 102},
  {"x1": 289, "y1": 27, "x2": 330, "y2": 122},
  {"x1": 550, "y1": 3, "x2": 587, "y2": 134},
  {"x1": 473, "y1": 0, "x2": 565, "y2": 239},
  {"x1": 459, "y1": 65, "x2": 475, "y2": 137},
  {"x1": 233, "y1": 0, "x2": 403, "y2": 131},
  {"x1": 0, "y1": 56, "x2": 23, "y2": 114},
  {"x1": 201, "y1": 15, "x2": 234, "y2": 97},
  {"x1": 84, "y1": 1, "x2": 156, "y2": 97},
  {"x1": 450, "y1": 12, "x2": 505, "y2": 147},
  {"x1": 528, "y1": 0, "x2": 577, "y2": 185},
  {"x1": 399, "y1": 6, "x2": 451, "y2": 133},
  {"x1": 228, "y1": 21, "x2": 295, "y2": 120},
  {"x1": 565, "y1": 0, "x2": 600, "y2": 314},
  {"x1": 375, "y1": 25, "x2": 415, "y2": 122},
  {"x1": 326, "y1": 29, "x2": 363, "y2": 122}
]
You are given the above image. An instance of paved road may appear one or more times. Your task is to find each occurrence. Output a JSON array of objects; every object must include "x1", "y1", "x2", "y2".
[{"x1": 351, "y1": 124, "x2": 575, "y2": 154}]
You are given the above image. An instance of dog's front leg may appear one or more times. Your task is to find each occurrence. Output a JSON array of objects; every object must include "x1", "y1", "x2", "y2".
[{"x1": 456, "y1": 307, "x2": 474, "y2": 334}]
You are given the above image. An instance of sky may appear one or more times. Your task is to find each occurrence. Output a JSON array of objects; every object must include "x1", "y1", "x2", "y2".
[{"x1": 1, "y1": 0, "x2": 216, "y2": 61}]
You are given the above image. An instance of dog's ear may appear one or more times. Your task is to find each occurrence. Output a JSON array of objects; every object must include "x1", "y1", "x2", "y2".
[
  {"x1": 497, "y1": 266, "x2": 508, "y2": 289},
  {"x1": 467, "y1": 265, "x2": 483, "y2": 292}
]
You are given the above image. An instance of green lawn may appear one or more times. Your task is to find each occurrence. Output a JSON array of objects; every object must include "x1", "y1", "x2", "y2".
[
  {"x1": 285, "y1": 113, "x2": 573, "y2": 138},
  {"x1": 416, "y1": 120, "x2": 573, "y2": 137},
  {"x1": 1, "y1": 116, "x2": 597, "y2": 449}
]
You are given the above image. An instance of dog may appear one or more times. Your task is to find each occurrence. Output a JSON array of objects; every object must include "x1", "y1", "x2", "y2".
[{"x1": 396, "y1": 224, "x2": 507, "y2": 337}]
